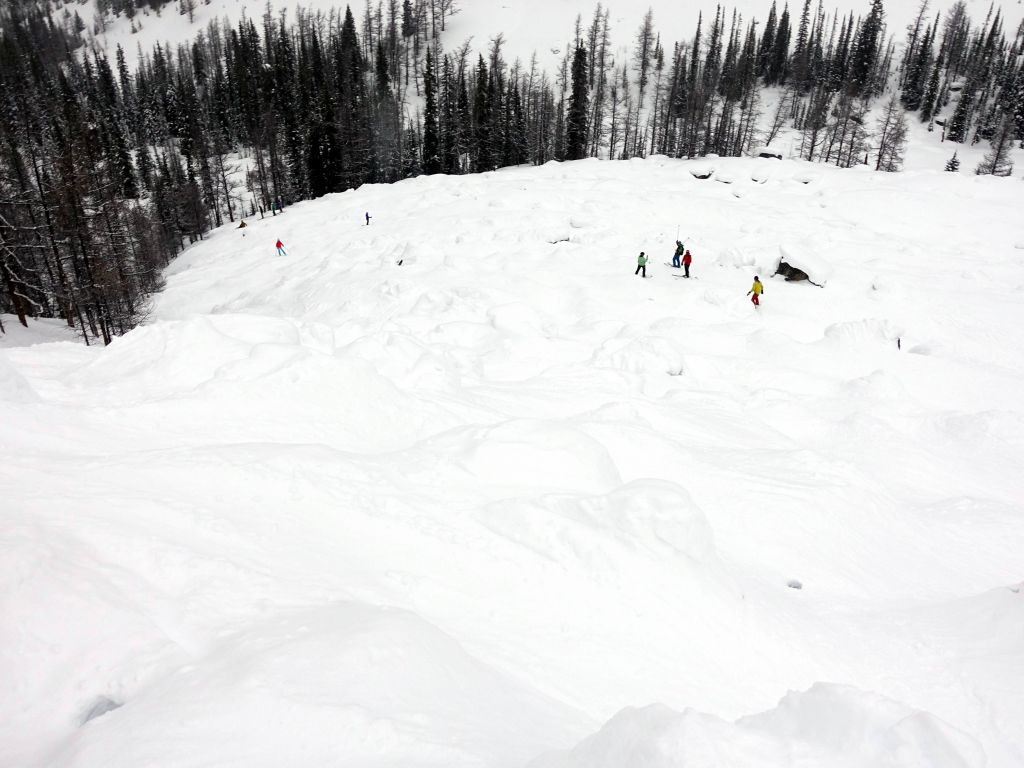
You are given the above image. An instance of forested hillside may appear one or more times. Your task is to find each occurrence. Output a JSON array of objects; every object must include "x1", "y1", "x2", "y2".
[{"x1": 1, "y1": 0, "x2": 1022, "y2": 342}]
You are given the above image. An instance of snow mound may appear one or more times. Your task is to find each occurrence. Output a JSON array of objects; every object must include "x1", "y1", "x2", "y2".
[
  {"x1": 824, "y1": 318, "x2": 900, "y2": 345},
  {"x1": 0, "y1": 353, "x2": 39, "y2": 402},
  {"x1": 445, "y1": 419, "x2": 623, "y2": 493},
  {"x1": 711, "y1": 247, "x2": 759, "y2": 269},
  {"x1": 52, "y1": 602, "x2": 584, "y2": 768},
  {"x1": 479, "y1": 480, "x2": 721, "y2": 576},
  {"x1": 592, "y1": 335, "x2": 685, "y2": 375},
  {"x1": 534, "y1": 683, "x2": 984, "y2": 768}
]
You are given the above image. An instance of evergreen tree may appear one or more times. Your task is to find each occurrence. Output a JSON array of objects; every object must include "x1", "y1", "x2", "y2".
[
  {"x1": 919, "y1": 58, "x2": 942, "y2": 120},
  {"x1": 848, "y1": 0, "x2": 885, "y2": 97},
  {"x1": 758, "y1": 2, "x2": 779, "y2": 78},
  {"x1": 423, "y1": 48, "x2": 441, "y2": 173},
  {"x1": 566, "y1": 44, "x2": 589, "y2": 160},
  {"x1": 901, "y1": 25, "x2": 932, "y2": 110},
  {"x1": 943, "y1": 150, "x2": 960, "y2": 170},
  {"x1": 336, "y1": 6, "x2": 372, "y2": 189},
  {"x1": 791, "y1": 0, "x2": 814, "y2": 91},
  {"x1": 472, "y1": 55, "x2": 493, "y2": 171},
  {"x1": 767, "y1": 5, "x2": 792, "y2": 85},
  {"x1": 946, "y1": 85, "x2": 973, "y2": 142}
]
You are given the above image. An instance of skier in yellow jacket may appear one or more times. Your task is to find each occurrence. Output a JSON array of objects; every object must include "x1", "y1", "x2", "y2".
[{"x1": 747, "y1": 276, "x2": 764, "y2": 307}]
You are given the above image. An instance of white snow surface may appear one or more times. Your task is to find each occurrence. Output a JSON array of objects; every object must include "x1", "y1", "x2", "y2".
[
  {"x1": 0, "y1": 315, "x2": 81, "y2": 348},
  {"x1": 2, "y1": 156, "x2": 1024, "y2": 767}
]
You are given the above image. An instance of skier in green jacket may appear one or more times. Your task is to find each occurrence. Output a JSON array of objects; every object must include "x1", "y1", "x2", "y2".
[
  {"x1": 635, "y1": 252, "x2": 648, "y2": 278},
  {"x1": 672, "y1": 240, "x2": 684, "y2": 268}
]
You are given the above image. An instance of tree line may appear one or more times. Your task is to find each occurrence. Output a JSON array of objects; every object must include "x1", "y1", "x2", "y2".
[{"x1": 1, "y1": 0, "x2": 1022, "y2": 341}]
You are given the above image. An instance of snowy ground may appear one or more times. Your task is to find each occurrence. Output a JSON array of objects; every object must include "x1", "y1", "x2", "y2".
[
  {"x1": 0, "y1": 316, "x2": 82, "y2": 348},
  {"x1": 2, "y1": 156, "x2": 1024, "y2": 767}
]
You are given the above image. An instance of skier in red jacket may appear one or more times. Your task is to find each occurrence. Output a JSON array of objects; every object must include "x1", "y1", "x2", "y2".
[
  {"x1": 682, "y1": 249, "x2": 693, "y2": 278},
  {"x1": 276, "y1": 239, "x2": 287, "y2": 257}
]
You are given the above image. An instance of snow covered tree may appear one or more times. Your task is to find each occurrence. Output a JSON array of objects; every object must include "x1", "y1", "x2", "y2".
[{"x1": 944, "y1": 151, "x2": 960, "y2": 171}]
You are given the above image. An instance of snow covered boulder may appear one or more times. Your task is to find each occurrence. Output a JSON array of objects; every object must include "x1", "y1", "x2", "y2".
[
  {"x1": 753, "y1": 146, "x2": 783, "y2": 160},
  {"x1": 688, "y1": 164, "x2": 714, "y2": 180},
  {"x1": 792, "y1": 171, "x2": 819, "y2": 184}
]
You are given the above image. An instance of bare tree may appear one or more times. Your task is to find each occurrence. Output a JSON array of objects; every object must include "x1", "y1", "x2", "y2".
[
  {"x1": 974, "y1": 116, "x2": 1015, "y2": 176},
  {"x1": 632, "y1": 8, "x2": 655, "y2": 155},
  {"x1": 874, "y1": 94, "x2": 909, "y2": 170},
  {"x1": 764, "y1": 88, "x2": 795, "y2": 145}
]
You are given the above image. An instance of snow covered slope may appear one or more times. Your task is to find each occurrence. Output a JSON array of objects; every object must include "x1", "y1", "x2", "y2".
[{"x1": 2, "y1": 156, "x2": 1023, "y2": 768}]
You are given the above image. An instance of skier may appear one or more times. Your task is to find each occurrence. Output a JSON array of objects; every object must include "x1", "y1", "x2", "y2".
[
  {"x1": 276, "y1": 239, "x2": 287, "y2": 257},
  {"x1": 672, "y1": 240, "x2": 684, "y2": 268},
  {"x1": 365, "y1": 211, "x2": 372, "y2": 226},
  {"x1": 683, "y1": 249, "x2": 693, "y2": 278},
  {"x1": 747, "y1": 275, "x2": 764, "y2": 307},
  {"x1": 635, "y1": 252, "x2": 648, "y2": 278}
]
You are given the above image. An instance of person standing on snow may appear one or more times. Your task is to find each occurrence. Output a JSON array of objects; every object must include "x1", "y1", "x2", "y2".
[
  {"x1": 683, "y1": 249, "x2": 693, "y2": 278},
  {"x1": 672, "y1": 240, "x2": 684, "y2": 268},
  {"x1": 365, "y1": 211, "x2": 372, "y2": 226},
  {"x1": 635, "y1": 252, "x2": 648, "y2": 278},
  {"x1": 747, "y1": 275, "x2": 764, "y2": 306},
  {"x1": 276, "y1": 239, "x2": 287, "y2": 257}
]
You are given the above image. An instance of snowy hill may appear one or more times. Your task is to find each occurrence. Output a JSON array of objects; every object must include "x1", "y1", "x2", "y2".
[{"x1": 2, "y1": 156, "x2": 1024, "y2": 768}]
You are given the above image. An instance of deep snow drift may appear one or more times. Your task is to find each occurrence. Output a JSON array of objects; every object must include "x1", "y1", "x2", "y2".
[{"x1": 2, "y1": 157, "x2": 1023, "y2": 768}]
